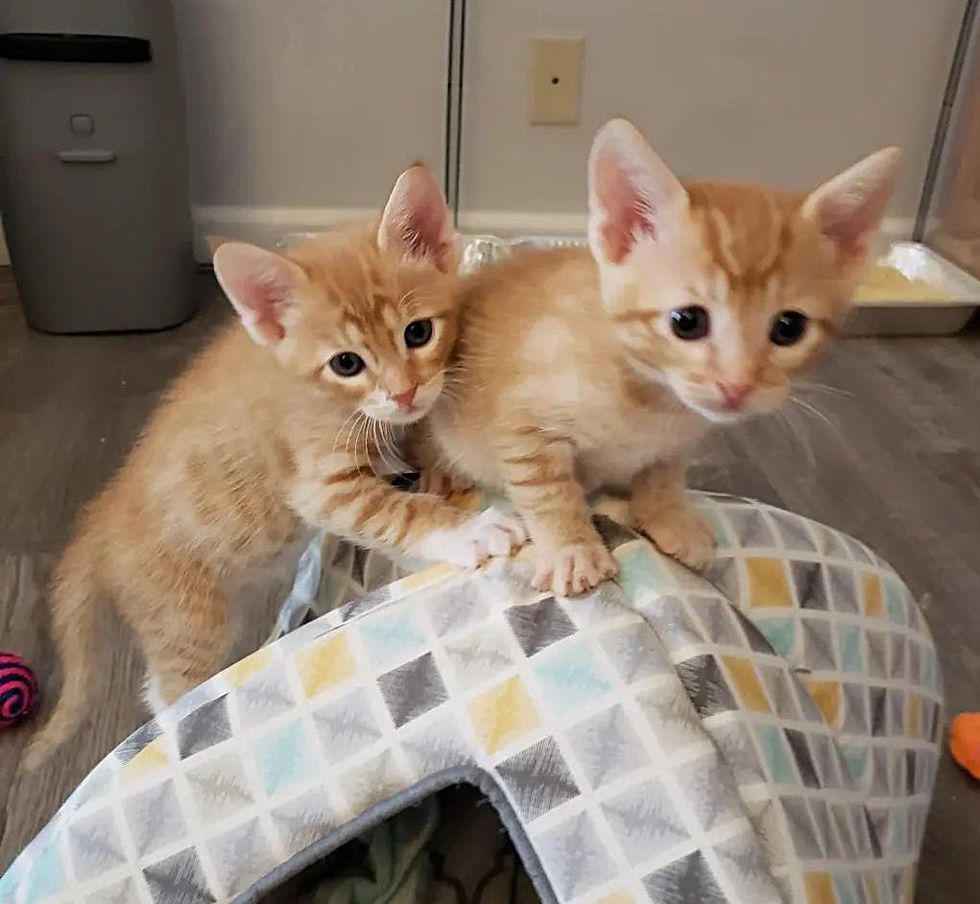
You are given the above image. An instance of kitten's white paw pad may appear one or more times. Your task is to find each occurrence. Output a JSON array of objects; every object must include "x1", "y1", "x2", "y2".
[
  {"x1": 418, "y1": 507, "x2": 526, "y2": 568},
  {"x1": 532, "y1": 541, "x2": 618, "y2": 597},
  {"x1": 638, "y1": 506, "x2": 716, "y2": 569}
]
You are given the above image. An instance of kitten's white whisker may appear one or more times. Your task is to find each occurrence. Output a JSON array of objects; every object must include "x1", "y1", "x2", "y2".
[
  {"x1": 341, "y1": 412, "x2": 364, "y2": 461},
  {"x1": 794, "y1": 379, "x2": 854, "y2": 400},
  {"x1": 334, "y1": 410, "x2": 361, "y2": 454},
  {"x1": 791, "y1": 395, "x2": 842, "y2": 437},
  {"x1": 380, "y1": 423, "x2": 407, "y2": 474},
  {"x1": 367, "y1": 419, "x2": 384, "y2": 479},
  {"x1": 349, "y1": 414, "x2": 369, "y2": 468},
  {"x1": 776, "y1": 407, "x2": 816, "y2": 475}
]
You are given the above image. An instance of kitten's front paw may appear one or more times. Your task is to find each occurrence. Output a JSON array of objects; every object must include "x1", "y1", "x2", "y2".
[
  {"x1": 532, "y1": 541, "x2": 618, "y2": 597},
  {"x1": 636, "y1": 505, "x2": 716, "y2": 569},
  {"x1": 417, "y1": 466, "x2": 475, "y2": 497},
  {"x1": 417, "y1": 507, "x2": 527, "y2": 568}
]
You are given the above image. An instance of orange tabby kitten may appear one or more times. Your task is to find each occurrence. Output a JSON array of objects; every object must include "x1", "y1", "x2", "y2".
[
  {"x1": 424, "y1": 119, "x2": 899, "y2": 596},
  {"x1": 26, "y1": 165, "x2": 523, "y2": 768}
]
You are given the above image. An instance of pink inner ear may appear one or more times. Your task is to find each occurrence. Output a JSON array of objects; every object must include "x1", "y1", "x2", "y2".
[
  {"x1": 232, "y1": 266, "x2": 295, "y2": 341},
  {"x1": 595, "y1": 151, "x2": 657, "y2": 265},
  {"x1": 247, "y1": 273, "x2": 287, "y2": 341},
  {"x1": 400, "y1": 204, "x2": 451, "y2": 265},
  {"x1": 820, "y1": 201, "x2": 879, "y2": 263},
  {"x1": 380, "y1": 167, "x2": 455, "y2": 273}
]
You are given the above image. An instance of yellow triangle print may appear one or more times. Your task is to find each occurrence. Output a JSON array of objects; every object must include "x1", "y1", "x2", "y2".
[
  {"x1": 298, "y1": 631, "x2": 356, "y2": 699},
  {"x1": 722, "y1": 656, "x2": 770, "y2": 712},
  {"x1": 398, "y1": 562, "x2": 457, "y2": 593},
  {"x1": 862, "y1": 572, "x2": 884, "y2": 617},
  {"x1": 591, "y1": 893, "x2": 635, "y2": 904},
  {"x1": 803, "y1": 678, "x2": 841, "y2": 727},
  {"x1": 468, "y1": 675, "x2": 541, "y2": 755},
  {"x1": 745, "y1": 558, "x2": 793, "y2": 607},
  {"x1": 224, "y1": 647, "x2": 273, "y2": 687},
  {"x1": 120, "y1": 737, "x2": 169, "y2": 784}
]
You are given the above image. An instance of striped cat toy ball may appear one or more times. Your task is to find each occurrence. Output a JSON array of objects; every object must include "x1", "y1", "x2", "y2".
[{"x1": 0, "y1": 652, "x2": 38, "y2": 727}]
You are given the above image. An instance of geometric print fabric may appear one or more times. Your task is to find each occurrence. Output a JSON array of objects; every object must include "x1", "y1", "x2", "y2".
[{"x1": 1, "y1": 493, "x2": 941, "y2": 904}]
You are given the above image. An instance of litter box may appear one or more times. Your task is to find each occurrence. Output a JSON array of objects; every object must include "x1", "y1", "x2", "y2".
[{"x1": 842, "y1": 241, "x2": 980, "y2": 336}]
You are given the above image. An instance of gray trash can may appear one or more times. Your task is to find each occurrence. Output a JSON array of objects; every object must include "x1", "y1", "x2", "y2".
[{"x1": 0, "y1": 1, "x2": 194, "y2": 333}]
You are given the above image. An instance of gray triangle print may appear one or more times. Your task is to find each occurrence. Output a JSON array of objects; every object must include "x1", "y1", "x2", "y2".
[
  {"x1": 177, "y1": 696, "x2": 231, "y2": 759},
  {"x1": 378, "y1": 652, "x2": 447, "y2": 727},
  {"x1": 142, "y1": 847, "x2": 215, "y2": 904},
  {"x1": 644, "y1": 850, "x2": 726, "y2": 903},
  {"x1": 495, "y1": 736, "x2": 579, "y2": 820},
  {"x1": 505, "y1": 596, "x2": 576, "y2": 657},
  {"x1": 602, "y1": 778, "x2": 689, "y2": 864},
  {"x1": 791, "y1": 561, "x2": 828, "y2": 609},
  {"x1": 68, "y1": 807, "x2": 125, "y2": 881}
]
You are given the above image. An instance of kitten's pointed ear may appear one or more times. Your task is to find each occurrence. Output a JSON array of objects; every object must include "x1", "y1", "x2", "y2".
[
  {"x1": 213, "y1": 242, "x2": 306, "y2": 346},
  {"x1": 803, "y1": 147, "x2": 901, "y2": 274},
  {"x1": 588, "y1": 118, "x2": 688, "y2": 266},
  {"x1": 378, "y1": 164, "x2": 457, "y2": 273}
]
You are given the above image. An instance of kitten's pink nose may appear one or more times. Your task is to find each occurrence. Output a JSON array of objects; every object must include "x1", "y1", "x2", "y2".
[
  {"x1": 717, "y1": 382, "x2": 753, "y2": 410},
  {"x1": 390, "y1": 385, "x2": 418, "y2": 410}
]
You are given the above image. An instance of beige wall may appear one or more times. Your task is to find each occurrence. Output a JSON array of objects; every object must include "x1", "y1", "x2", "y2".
[
  {"x1": 168, "y1": 0, "x2": 966, "y2": 257},
  {"x1": 458, "y1": 0, "x2": 967, "y2": 236},
  {"x1": 172, "y1": 0, "x2": 449, "y2": 256}
]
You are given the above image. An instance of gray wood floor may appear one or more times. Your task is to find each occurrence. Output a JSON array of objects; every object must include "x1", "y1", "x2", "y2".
[{"x1": 0, "y1": 268, "x2": 978, "y2": 901}]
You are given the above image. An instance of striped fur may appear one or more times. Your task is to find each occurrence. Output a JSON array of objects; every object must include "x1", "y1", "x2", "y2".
[
  {"x1": 25, "y1": 167, "x2": 524, "y2": 770},
  {"x1": 426, "y1": 120, "x2": 899, "y2": 597}
]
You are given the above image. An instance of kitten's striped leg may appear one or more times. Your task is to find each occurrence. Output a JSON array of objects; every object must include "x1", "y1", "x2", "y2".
[
  {"x1": 499, "y1": 432, "x2": 616, "y2": 596},
  {"x1": 290, "y1": 453, "x2": 524, "y2": 568},
  {"x1": 403, "y1": 425, "x2": 474, "y2": 497},
  {"x1": 630, "y1": 459, "x2": 715, "y2": 568}
]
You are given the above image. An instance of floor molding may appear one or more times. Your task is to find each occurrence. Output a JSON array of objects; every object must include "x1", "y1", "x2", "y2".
[{"x1": 0, "y1": 208, "x2": 923, "y2": 270}]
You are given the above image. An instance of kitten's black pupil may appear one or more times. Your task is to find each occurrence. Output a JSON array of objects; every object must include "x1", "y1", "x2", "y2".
[
  {"x1": 330, "y1": 352, "x2": 365, "y2": 377},
  {"x1": 670, "y1": 306, "x2": 710, "y2": 340},
  {"x1": 404, "y1": 318, "x2": 433, "y2": 348},
  {"x1": 770, "y1": 310, "x2": 808, "y2": 346}
]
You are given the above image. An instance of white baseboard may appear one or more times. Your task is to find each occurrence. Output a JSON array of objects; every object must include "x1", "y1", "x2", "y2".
[
  {"x1": 192, "y1": 204, "x2": 377, "y2": 262},
  {"x1": 460, "y1": 211, "x2": 918, "y2": 246},
  {"x1": 192, "y1": 205, "x2": 919, "y2": 263},
  {"x1": 880, "y1": 216, "x2": 918, "y2": 243},
  {"x1": 457, "y1": 210, "x2": 590, "y2": 238}
]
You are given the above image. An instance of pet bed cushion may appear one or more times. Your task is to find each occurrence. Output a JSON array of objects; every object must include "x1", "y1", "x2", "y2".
[{"x1": 0, "y1": 493, "x2": 942, "y2": 904}]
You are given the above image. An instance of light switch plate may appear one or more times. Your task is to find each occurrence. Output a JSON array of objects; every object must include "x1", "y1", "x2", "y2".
[{"x1": 529, "y1": 37, "x2": 584, "y2": 125}]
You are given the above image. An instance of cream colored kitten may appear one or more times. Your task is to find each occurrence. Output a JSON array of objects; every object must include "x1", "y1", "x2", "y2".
[
  {"x1": 424, "y1": 119, "x2": 900, "y2": 596},
  {"x1": 25, "y1": 165, "x2": 524, "y2": 769}
]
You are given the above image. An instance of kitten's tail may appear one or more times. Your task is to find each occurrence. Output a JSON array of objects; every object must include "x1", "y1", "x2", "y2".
[{"x1": 22, "y1": 537, "x2": 105, "y2": 772}]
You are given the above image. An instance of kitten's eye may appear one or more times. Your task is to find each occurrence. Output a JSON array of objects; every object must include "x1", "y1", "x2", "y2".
[
  {"x1": 670, "y1": 306, "x2": 710, "y2": 341},
  {"x1": 404, "y1": 318, "x2": 434, "y2": 348},
  {"x1": 328, "y1": 352, "x2": 365, "y2": 377},
  {"x1": 769, "y1": 310, "x2": 808, "y2": 347}
]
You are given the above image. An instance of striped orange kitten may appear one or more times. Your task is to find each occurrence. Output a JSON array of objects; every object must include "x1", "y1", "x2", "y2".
[
  {"x1": 26, "y1": 164, "x2": 523, "y2": 769},
  {"x1": 424, "y1": 119, "x2": 899, "y2": 596}
]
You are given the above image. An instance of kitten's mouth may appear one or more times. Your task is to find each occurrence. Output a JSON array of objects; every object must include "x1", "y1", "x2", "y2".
[
  {"x1": 693, "y1": 403, "x2": 750, "y2": 424},
  {"x1": 677, "y1": 392, "x2": 755, "y2": 424}
]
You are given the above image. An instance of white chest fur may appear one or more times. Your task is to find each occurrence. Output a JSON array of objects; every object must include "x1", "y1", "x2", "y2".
[
  {"x1": 432, "y1": 373, "x2": 708, "y2": 495},
  {"x1": 573, "y1": 401, "x2": 707, "y2": 492}
]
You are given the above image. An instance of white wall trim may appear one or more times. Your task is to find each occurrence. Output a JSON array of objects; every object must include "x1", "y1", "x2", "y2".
[
  {"x1": 0, "y1": 216, "x2": 9, "y2": 266},
  {"x1": 192, "y1": 204, "x2": 378, "y2": 262},
  {"x1": 457, "y1": 209, "x2": 589, "y2": 238},
  {"x1": 459, "y1": 210, "x2": 918, "y2": 245},
  {"x1": 193, "y1": 205, "x2": 919, "y2": 263}
]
